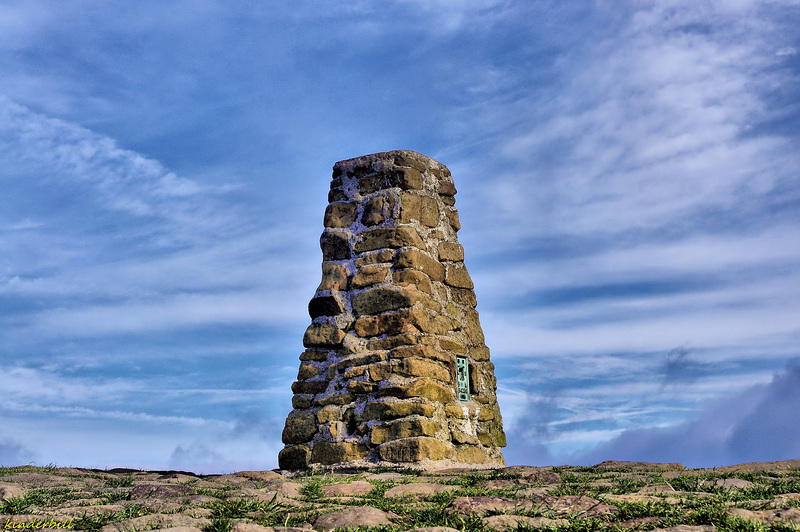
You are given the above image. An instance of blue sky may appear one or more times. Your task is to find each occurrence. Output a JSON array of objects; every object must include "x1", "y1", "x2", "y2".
[{"x1": 1, "y1": 0, "x2": 799, "y2": 473}]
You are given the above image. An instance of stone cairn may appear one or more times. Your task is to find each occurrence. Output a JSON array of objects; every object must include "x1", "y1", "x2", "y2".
[{"x1": 279, "y1": 150, "x2": 506, "y2": 470}]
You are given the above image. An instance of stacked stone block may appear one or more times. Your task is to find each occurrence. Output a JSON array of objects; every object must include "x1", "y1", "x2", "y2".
[{"x1": 279, "y1": 150, "x2": 506, "y2": 469}]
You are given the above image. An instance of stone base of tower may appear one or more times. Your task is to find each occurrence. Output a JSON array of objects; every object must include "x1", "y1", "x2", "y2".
[{"x1": 279, "y1": 150, "x2": 506, "y2": 470}]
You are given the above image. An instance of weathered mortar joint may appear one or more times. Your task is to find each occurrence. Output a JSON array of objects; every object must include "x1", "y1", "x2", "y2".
[{"x1": 279, "y1": 150, "x2": 505, "y2": 471}]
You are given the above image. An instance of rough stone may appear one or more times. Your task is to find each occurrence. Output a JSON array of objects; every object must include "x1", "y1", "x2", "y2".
[
  {"x1": 290, "y1": 380, "x2": 328, "y2": 394},
  {"x1": 358, "y1": 168, "x2": 423, "y2": 193},
  {"x1": 445, "y1": 263, "x2": 473, "y2": 289},
  {"x1": 319, "y1": 230, "x2": 350, "y2": 261},
  {"x1": 361, "y1": 196, "x2": 386, "y2": 226},
  {"x1": 129, "y1": 484, "x2": 195, "y2": 499},
  {"x1": 385, "y1": 483, "x2": 461, "y2": 498},
  {"x1": 370, "y1": 419, "x2": 439, "y2": 445},
  {"x1": 393, "y1": 269, "x2": 433, "y2": 294},
  {"x1": 354, "y1": 226, "x2": 424, "y2": 253},
  {"x1": 314, "y1": 507, "x2": 394, "y2": 531},
  {"x1": 0, "y1": 483, "x2": 24, "y2": 500},
  {"x1": 354, "y1": 249, "x2": 395, "y2": 267},
  {"x1": 296, "y1": 363, "x2": 320, "y2": 380},
  {"x1": 378, "y1": 437, "x2": 452, "y2": 462},
  {"x1": 307, "y1": 295, "x2": 343, "y2": 318},
  {"x1": 482, "y1": 515, "x2": 568, "y2": 532},
  {"x1": 351, "y1": 287, "x2": 419, "y2": 317},
  {"x1": 359, "y1": 401, "x2": 436, "y2": 421},
  {"x1": 378, "y1": 377, "x2": 455, "y2": 403},
  {"x1": 394, "y1": 249, "x2": 446, "y2": 282},
  {"x1": 438, "y1": 242, "x2": 464, "y2": 262},
  {"x1": 322, "y1": 480, "x2": 374, "y2": 496},
  {"x1": 447, "y1": 497, "x2": 537, "y2": 517},
  {"x1": 302, "y1": 323, "x2": 345, "y2": 348},
  {"x1": 310, "y1": 442, "x2": 368, "y2": 465},
  {"x1": 99, "y1": 513, "x2": 209, "y2": 532},
  {"x1": 323, "y1": 202, "x2": 357, "y2": 228},
  {"x1": 354, "y1": 308, "x2": 415, "y2": 337},
  {"x1": 281, "y1": 412, "x2": 317, "y2": 444},
  {"x1": 400, "y1": 192, "x2": 439, "y2": 227},
  {"x1": 392, "y1": 357, "x2": 451, "y2": 383},
  {"x1": 351, "y1": 265, "x2": 389, "y2": 288}
]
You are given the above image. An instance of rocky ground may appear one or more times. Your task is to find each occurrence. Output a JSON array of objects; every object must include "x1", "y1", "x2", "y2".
[{"x1": 1, "y1": 460, "x2": 799, "y2": 532}]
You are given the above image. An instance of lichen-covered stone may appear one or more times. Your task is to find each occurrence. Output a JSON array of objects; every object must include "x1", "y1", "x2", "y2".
[
  {"x1": 352, "y1": 265, "x2": 389, "y2": 288},
  {"x1": 390, "y1": 344, "x2": 453, "y2": 365},
  {"x1": 370, "y1": 419, "x2": 439, "y2": 445},
  {"x1": 393, "y1": 269, "x2": 433, "y2": 294},
  {"x1": 394, "y1": 249, "x2": 446, "y2": 282},
  {"x1": 303, "y1": 323, "x2": 345, "y2": 347},
  {"x1": 378, "y1": 377, "x2": 455, "y2": 403},
  {"x1": 358, "y1": 401, "x2": 437, "y2": 421},
  {"x1": 353, "y1": 308, "x2": 414, "y2": 337},
  {"x1": 358, "y1": 168, "x2": 423, "y2": 193},
  {"x1": 439, "y1": 337, "x2": 466, "y2": 353},
  {"x1": 392, "y1": 358, "x2": 452, "y2": 383},
  {"x1": 378, "y1": 437, "x2": 452, "y2": 462},
  {"x1": 318, "y1": 262, "x2": 349, "y2": 291},
  {"x1": 282, "y1": 412, "x2": 317, "y2": 444},
  {"x1": 311, "y1": 441, "x2": 368, "y2": 465},
  {"x1": 351, "y1": 287, "x2": 420, "y2": 317},
  {"x1": 438, "y1": 242, "x2": 464, "y2": 261},
  {"x1": 446, "y1": 208, "x2": 461, "y2": 232},
  {"x1": 361, "y1": 196, "x2": 386, "y2": 226},
  {"x1": 308, "y1": 295, "x2": 344, "y2": 318},
  {"x1": 324, "y1": 202, "x2": 357, "y2": 228},
  {"x1": 291, "y1": 380, "x2": 329, "y2": 395},
  {"x1": 278, "y1": 444, "x2": 311, "y2": 469},
  {"x1": 401, "y1": 192, "x2": 439, "y2": 227},
  {"x1": 320, "y1": 230, "x2": 351, "y2": 260},
  {"x1": 297, "y1": 362, "x2": 320, "y2": 380},
  {"x1": 354, "y1": 226, "x2": 424, "y2": 253},
  {"x1": 354, "y1": 249, "x2": 394, "y2": 267},
  {"x1": 445, "y1": 263, "x2": 474, "y2": 289}
]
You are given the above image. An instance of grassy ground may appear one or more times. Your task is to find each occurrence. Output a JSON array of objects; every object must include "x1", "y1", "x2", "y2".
[{"x1": 1, "y1": 462, "x2": 798, "y2": 531}]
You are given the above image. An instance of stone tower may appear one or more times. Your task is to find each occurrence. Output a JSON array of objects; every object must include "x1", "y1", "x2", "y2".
[{"x1": 279, "y1": 150, "x2": 506, "y2": 470}]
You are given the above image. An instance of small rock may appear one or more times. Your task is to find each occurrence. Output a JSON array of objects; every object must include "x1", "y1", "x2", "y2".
[
  {"x1": 714, "y1": 478, "x2": 756, "y2": 490},
  {"x1": 729, "y1": 507, "x2": 800, "y2": 525},
  {"x1": 321, "y1": 481, "x2": 374, "y2": 496},
  {"x1": 148, "y1": 528, "x2": 201, "y2": 532},
  {"x1": 231, "y1": 524, "x2": 310, "y2": 532},
  {"x1": 364, "y1": 472, "x2": 407, "y2": 481},
  {"x1": 533, "y1": 495, "x2": 617, "y2": 517},
  {"x1": 638, "y1": 484, "x2": 677, "y2": 493},
  {"x1": 516, "y1": 487, "x2": 548, "y2": 498},
  {"x1": 99, "y1": 513, "x2": 209, "y2": 532},
  {"x1": 276, "y1": 482, "x2": 303, "y2": 499},
  {"x1": 385, "y1": 483, "x2": 460, "y2": 497},
  {"x1": 314, "y1": 507, "x2": 394, "y2": 531},
  {"x1": 0, "y1": 483, "x2": 25, "y2": 500},
  {"x1": 594, "y1": 461, "x2": 686, "y2": 471},
  {"x1": 128, "y1": 484, "x2": 194, "y2": 499},
  {"x1": 447, "y1": 496, "x2": 538, "y2": 517},
  {"x1": 651, "y1": 526, "x2": 715, "y2": 532},
  {"x1": 234, "y1": 471, "x2": 284, "y2": 482},
  {"x1": 482, "y1": 515, "x2": 568, "y2": 531}
]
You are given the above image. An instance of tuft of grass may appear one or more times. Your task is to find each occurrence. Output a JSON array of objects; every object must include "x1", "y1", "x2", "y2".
[
  {"x1": 68, "y1": 503, "x2": 153, "y2": 532},
  {"x1": 103, "y1": 475, "x2": 134, "y2": 488}
]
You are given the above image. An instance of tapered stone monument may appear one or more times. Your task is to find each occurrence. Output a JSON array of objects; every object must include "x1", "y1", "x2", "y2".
[{"x1": 279, "y1": 150, "x2": 506, "y2": 470}]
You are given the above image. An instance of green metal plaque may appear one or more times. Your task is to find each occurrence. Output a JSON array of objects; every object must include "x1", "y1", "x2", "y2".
[{"x1": 456, "y1": 356, "x2": 470, "y2": 401}]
